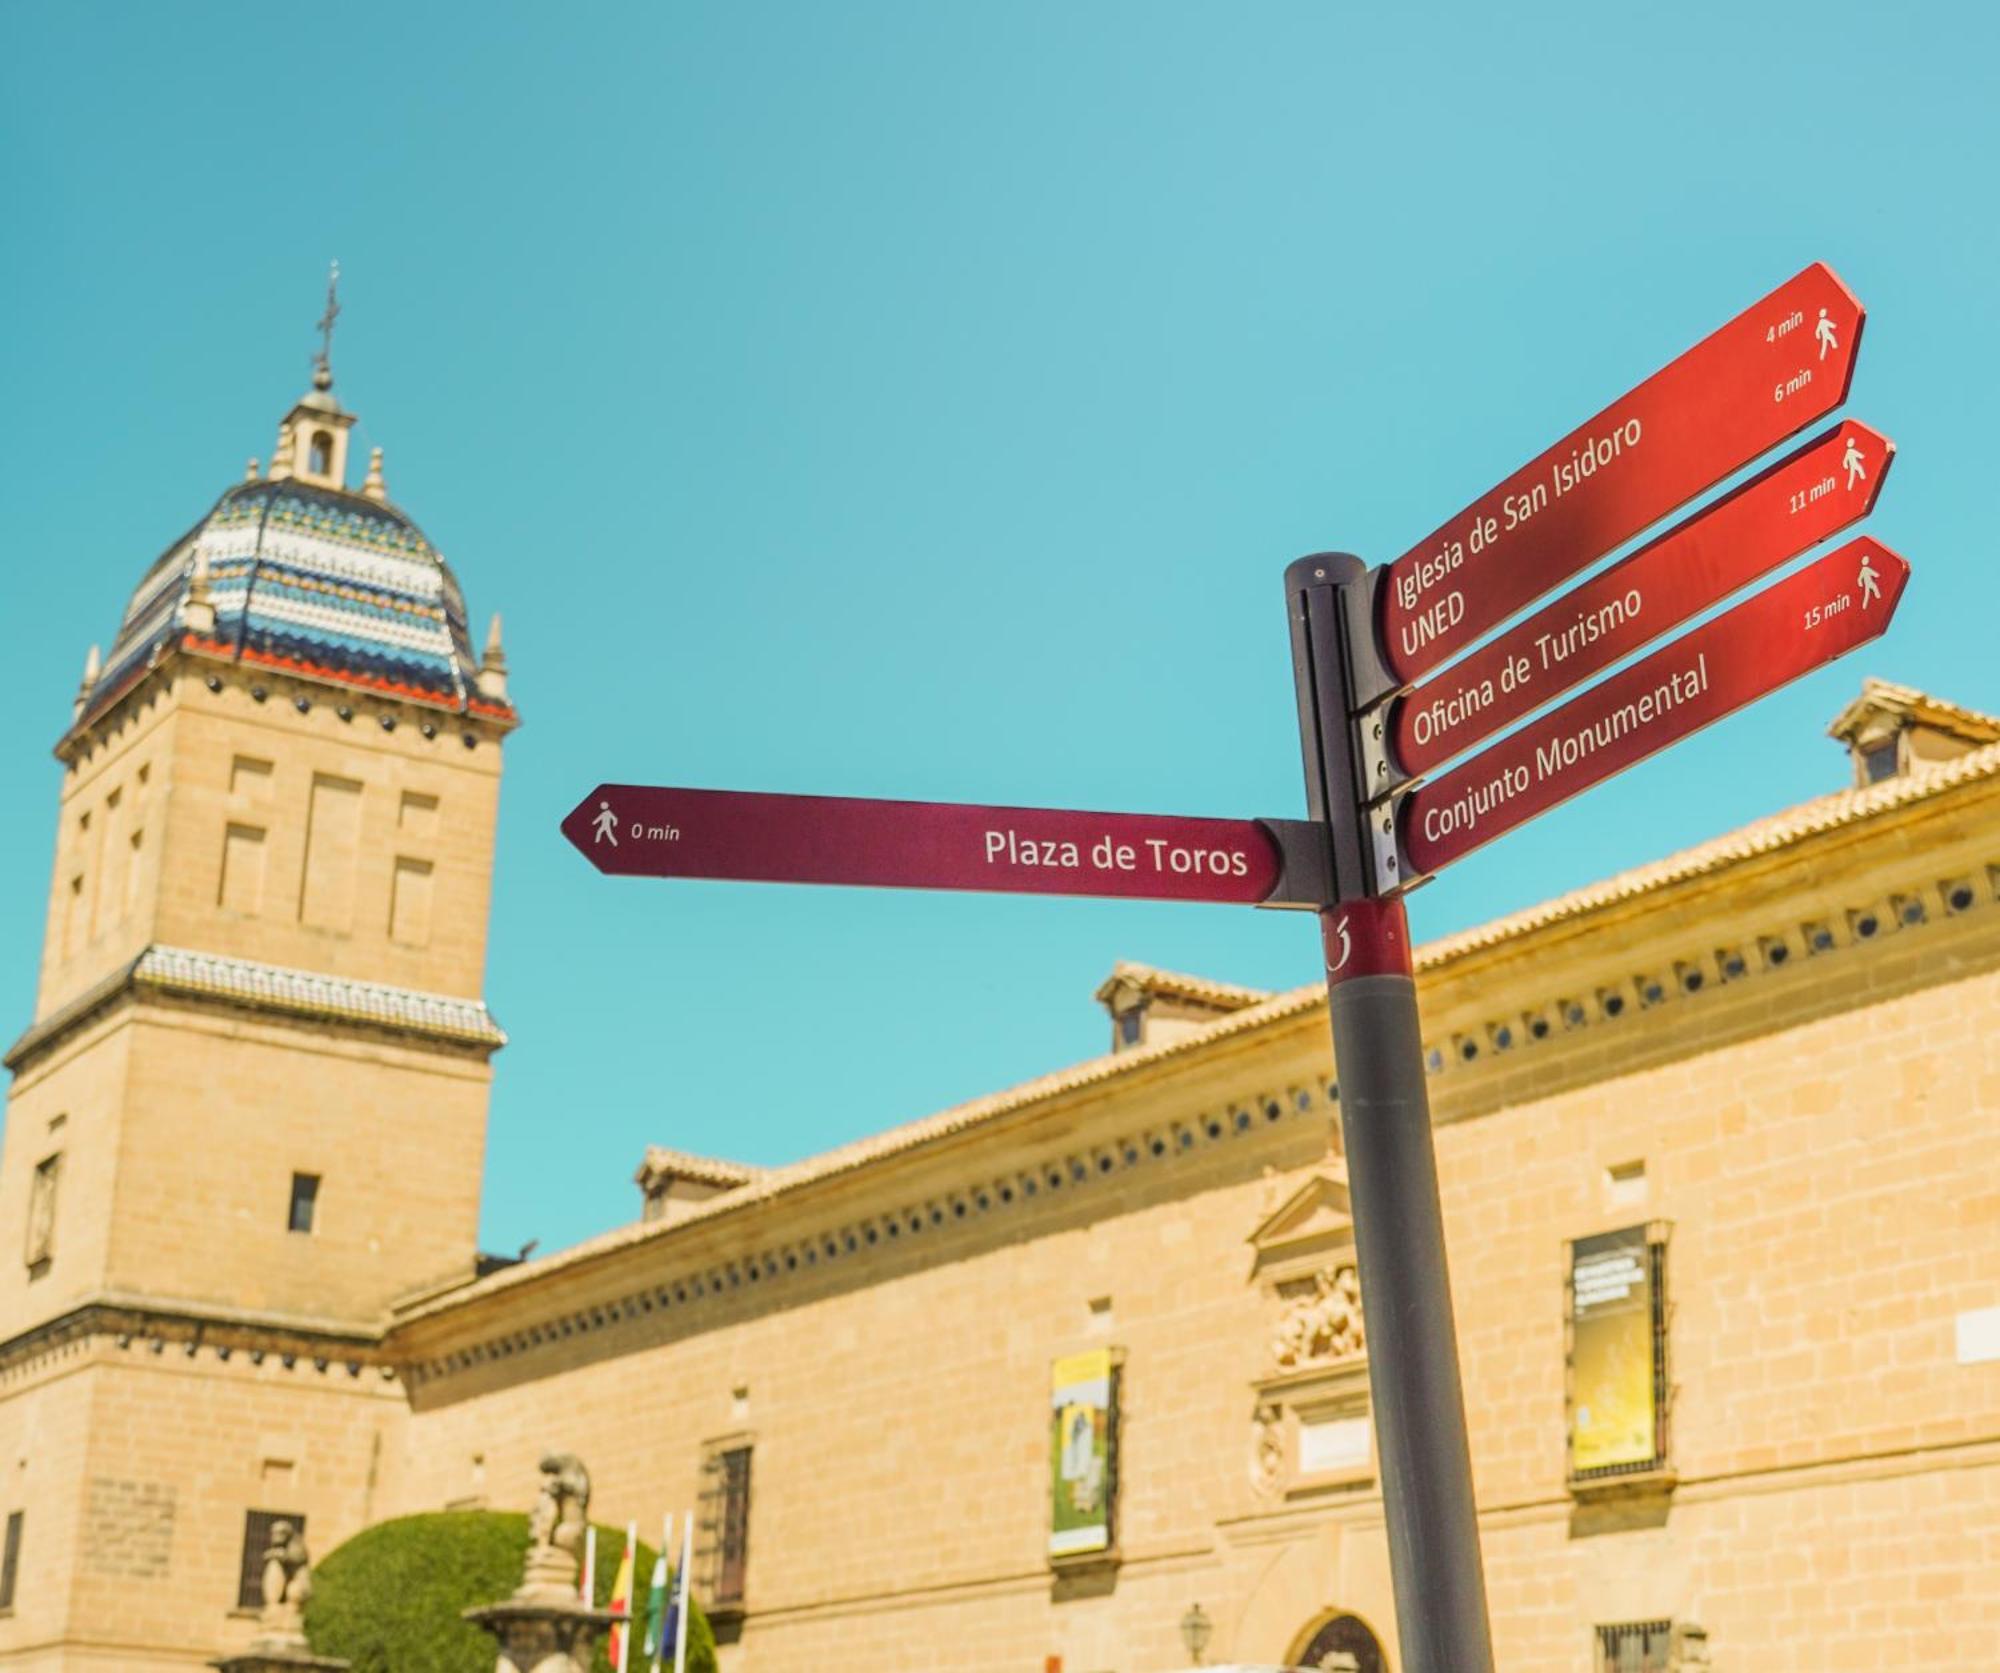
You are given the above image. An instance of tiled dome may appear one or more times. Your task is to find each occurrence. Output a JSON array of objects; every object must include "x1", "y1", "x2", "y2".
[{"x1": 77, "y1": 473, "x2": 510, "y2": 729}]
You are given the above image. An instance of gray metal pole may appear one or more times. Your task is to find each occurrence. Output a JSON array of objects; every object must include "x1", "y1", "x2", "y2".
[
  {"x1": 1286, "y1": 554, "x2": 1494, "y2": 1673},
  {"x1": 1322, "y1": 907, "x2": 1494, "y2": 1673}
]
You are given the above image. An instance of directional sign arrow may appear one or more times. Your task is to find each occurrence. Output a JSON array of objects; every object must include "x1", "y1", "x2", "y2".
[
  {"x1": 1383, "y1": 419, "x2": 1894, "y2": 782},
  {"x1": 1397, "y1": 536, "x2": 1909, "y2": 879},
  {"x1": 1378, "y1": 262, "x2": 1865, "y2": 686},
  {"x1": 562, "y1": 786, "x2": 1294, "y2": 905}
]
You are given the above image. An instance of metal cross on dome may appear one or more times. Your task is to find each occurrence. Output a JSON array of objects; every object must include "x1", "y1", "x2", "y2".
[{"x1": 313, "y1": 260, "x2": 341, "y2": 383}]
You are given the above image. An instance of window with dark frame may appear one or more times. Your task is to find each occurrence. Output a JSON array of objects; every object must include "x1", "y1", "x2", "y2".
[
  {"x1": 236, "y1": 1509, "x2": 305, "y2": 1610},
  {"x1": 695, "y1": 1445, "x2": 752, "y2": 1611},
  {"x1": 0, "y1": 1511, "x2": 22, "y2": 1611},
  {"x1": 288, "y1": 1173, "x2": 320, "y2": 1235},
  {"x1": 1596, "y1": 1619, "x2": 1672, "y2": 1673}
]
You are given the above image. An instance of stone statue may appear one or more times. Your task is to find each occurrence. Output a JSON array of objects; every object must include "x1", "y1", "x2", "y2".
[
  {"x1": 259, "y1": 1521, "x2": 311, "y2": 1628},
  {"x1": 464, "y1": 1451, "x2": 618, "y2": 1672},
  {"x1": 530, "y1": 1452, "x2": 591, "y2": 1563},
  {"x1": 1272, "y1": 1264, "x2": 1366, "y2": 1369},
  {"x1": 1249, "y1": 1403, "x2": 1285, "y2": 1498},
  {"x1": 516, "y1": 1452, "x2": 594, "y2": 1600}
]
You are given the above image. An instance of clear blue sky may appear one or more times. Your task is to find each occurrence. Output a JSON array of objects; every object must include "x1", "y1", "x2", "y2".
[{"x1": 3, "y1": 2, "x2": 1994, "y2": 1256}]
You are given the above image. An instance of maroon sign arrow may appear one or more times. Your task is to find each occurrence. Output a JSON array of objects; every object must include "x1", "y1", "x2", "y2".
[
  {"x1": 562, "y1": 786, "x2": 1284, "y2": 905},
  {"x1": 1379, "y1": 262, "x2": 1865, "y2": 685},
  {"x1": 1399, "y1": 537, "x2": 1909, "y2": 879},
  {"x1": 1385, "y1": 419, "x2": 1894, "y2": 780}
]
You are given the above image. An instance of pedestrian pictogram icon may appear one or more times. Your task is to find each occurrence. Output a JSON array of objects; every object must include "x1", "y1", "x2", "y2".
[
  {"x1": 1817, "y1": 306, "x2": 1839, "y2": 359},
  {"x1": 592, "y1": 800, "x2": 619, "y2": 845},
  {"x1": 1844, "y1": 434, "x2": 1867, "y2": 488},
  {"x1": 1859, "y1": 551, "x2": 1882, "y2": 607}
]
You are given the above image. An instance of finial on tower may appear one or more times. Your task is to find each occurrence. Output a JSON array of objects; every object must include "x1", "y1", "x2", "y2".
[
  {"x1": 313, "y1": 260, "x2": 341, "y2": 392},
  {"x1": 182, "y1": 545, "x2": 217, "y2": 638},
  {"x1": 361, "y1": 445, "x2": 388, "y2": 503},
  {"x1": 73, "y1": 643, "x2": 102, "y2": 721},
  {"x1": 245, "y1": 457, "x2": 260, "y2": 482},
  {"x1": 476, "y1": 613, "x2": 509, "y2": 702}
]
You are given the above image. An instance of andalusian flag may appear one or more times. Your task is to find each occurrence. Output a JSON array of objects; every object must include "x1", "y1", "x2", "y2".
[
  {"x1": 607, "y1": 1521, "x2": 637, "y2": 1672},
  {"x1": 642, "y1": 1513, "x2": 673, "y2": 1668}
]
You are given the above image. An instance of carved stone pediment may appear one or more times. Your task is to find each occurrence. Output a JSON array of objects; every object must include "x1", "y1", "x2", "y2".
[{"x1": 1247, "y1": 1167, "x2": 1353, "y2": 1275}]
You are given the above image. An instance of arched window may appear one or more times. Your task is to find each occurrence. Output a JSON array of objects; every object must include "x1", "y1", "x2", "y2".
[
  {"x1": 1292, "y1": 1612, "x2": 1387, "y2": 1673},
  {"x1": 309, "y1": 431, "x2": 333, "y2": 475}
]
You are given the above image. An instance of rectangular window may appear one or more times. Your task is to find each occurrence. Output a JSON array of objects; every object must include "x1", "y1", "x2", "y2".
[
  {"x1": 288, "y1": 1174, "x2": 320, "y2": 1235},
  {"x1": 299, "y1": 774, "x2": 363, "y2": 931},
  {"x1": 0, "y1": 1510, "x2": 21, "y2": 1611},
  {"x1": 398, "y1": 790, "x2": 439, "y2": 837},
  {"x1": 97, "y1": 788, "x2": 125, "y2": 937},
  {"x1": 230, "y1": 755, "x2": 275, "y2": 801},
  {"x1": 389, "y1": 857, "x2": 435, "y2": 947},
  {"x1": 1567, "y1": 1223, "x2": 1671, "y2": 1483},
  {"x1": 696, "y1": 1445, "x2": 752, "y2": 1611},
  {"x1": 1596, "y1": 1620, "x2": 1672, "y2": 1673},
  {"x1": 25, "y1": 1155, "x2": 60, "y2": 1274},
  {"x1": 124, "y1": 827, "x2": 145, "y2": 916},
  {"x1": 236, "y1": 1510, "x2": 305, "y2": 1611},
  {"x1": 219, "y1": 824, "x2": 267, "y2": 915},
  {"x1": 63, "y1": 874, "x2": 86, "y2": 959}
]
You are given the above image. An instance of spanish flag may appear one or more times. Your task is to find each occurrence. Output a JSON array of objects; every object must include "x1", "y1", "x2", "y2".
[{"x1": 607, "y1": 1520, "x2": 637, "y2": 1671}]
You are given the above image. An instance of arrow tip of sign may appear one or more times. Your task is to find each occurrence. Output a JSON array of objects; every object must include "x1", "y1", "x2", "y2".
[{"x1": 561, "y1": 785, "x2": 618, "y2": 859}]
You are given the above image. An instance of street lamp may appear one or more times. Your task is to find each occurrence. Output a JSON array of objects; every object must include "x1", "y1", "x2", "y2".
[{"x1": 1180, "y1": 1602, "x2": 1213, "y2": 1666}]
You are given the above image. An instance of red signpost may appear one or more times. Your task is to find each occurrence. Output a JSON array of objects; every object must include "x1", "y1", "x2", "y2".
[
  {"x1": 1399, "y1": 537, "x2": 1908, "y2": 878},
  {"x1": 566, "y1": 262, "x2": 1912, "y2": 1673},
  {"x1": 1377, "y1": 262, "x2": 1865, "y2": 685},
  {"x1": 560, "y1": 785, "x2": 1287, "y2": 905},
  {"x1": 1386, "y1": 419, "x2": 1893, "y2": 779}
]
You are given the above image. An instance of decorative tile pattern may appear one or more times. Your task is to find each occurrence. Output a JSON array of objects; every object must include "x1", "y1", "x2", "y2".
[
  {"x1": 78, "y1": 479, "x2": 505, "y2": 729},
  {"x1": 135, "y1": 945, "x2": 506, "y2": 1045}
]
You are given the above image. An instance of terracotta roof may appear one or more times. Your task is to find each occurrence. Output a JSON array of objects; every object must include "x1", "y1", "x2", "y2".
[
  {"x1": 634, "y1": 1147, "x2": 765, "y2": 1191},
  {"x1": 1827, "y1": 677, "x2": 2000, "y2": 746},
  {"x1": 394, "y1": 688, "x2": 2000, "y2": 1327},
  {"x1": 1091, "y1": 961, "x2": 1272, "y2": 1012}
]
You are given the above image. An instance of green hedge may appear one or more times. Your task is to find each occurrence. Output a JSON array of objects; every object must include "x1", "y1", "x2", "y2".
[{"x1": 306, "y1": 1510, "x2": 717, "y2": 1673}]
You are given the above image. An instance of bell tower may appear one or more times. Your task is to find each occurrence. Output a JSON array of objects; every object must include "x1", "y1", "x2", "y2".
[
  {"x1": 0, "y1": 286, "x2": 520, "y2": 1666},
  {"x1": 1, "y1": 287, "x2": 519, "y2": 1338}
]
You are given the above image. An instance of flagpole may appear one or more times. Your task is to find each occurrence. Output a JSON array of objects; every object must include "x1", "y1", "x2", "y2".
[
  {"x1": 671, "y1": 1508, "x2": 694, "y2": 1673},
  {"x1": 649, "y1": 1511, "x2": 673, "y2": 1673},
  {"x1": 615, "y1": 1519, "x2": 637, "y2": 1673}
]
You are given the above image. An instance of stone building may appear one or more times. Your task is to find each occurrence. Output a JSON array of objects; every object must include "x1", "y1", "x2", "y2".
[{"x1": 2, "y1": 354, "x2": 1998, "y2": 1672}]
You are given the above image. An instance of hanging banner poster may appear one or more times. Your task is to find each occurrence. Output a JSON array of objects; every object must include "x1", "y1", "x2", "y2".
[
  {"x1": 1049, "y1": 1349, "x2": 1119, "y2": 1557},
  {"x1": 1568, "y1": 1225, "x2": 1666, "y2": 1478}
]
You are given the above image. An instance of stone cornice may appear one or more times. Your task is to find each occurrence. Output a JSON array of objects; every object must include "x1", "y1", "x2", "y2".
[
  {"x1": 4, "y1": 943, "x2": 506, "y2": 1072},
  {"x1": 390, "y1": 736, "x2": 2000, "y2": 1376},
  {"x1": 0, "y1": 1293, "x2": 394, "y2": 1389}
]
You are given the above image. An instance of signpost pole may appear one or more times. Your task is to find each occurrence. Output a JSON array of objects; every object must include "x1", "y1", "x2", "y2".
[{"x1": 1286, "y1": 555, "x2": 1495, "y2": 1673}]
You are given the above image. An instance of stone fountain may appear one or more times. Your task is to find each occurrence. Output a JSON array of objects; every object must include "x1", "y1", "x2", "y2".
[{"x1": 464, "y1": 1451, "x2": 618, "y2": 1673}]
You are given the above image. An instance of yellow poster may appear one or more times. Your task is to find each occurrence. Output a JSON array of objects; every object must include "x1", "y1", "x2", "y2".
[
  {"x1": 1049, "y1": 1349, "x2": 1115, "y2": 1556},
  {"x1": 1569, "y1": 1226, "x2": 1660, "y2": 1476}
]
